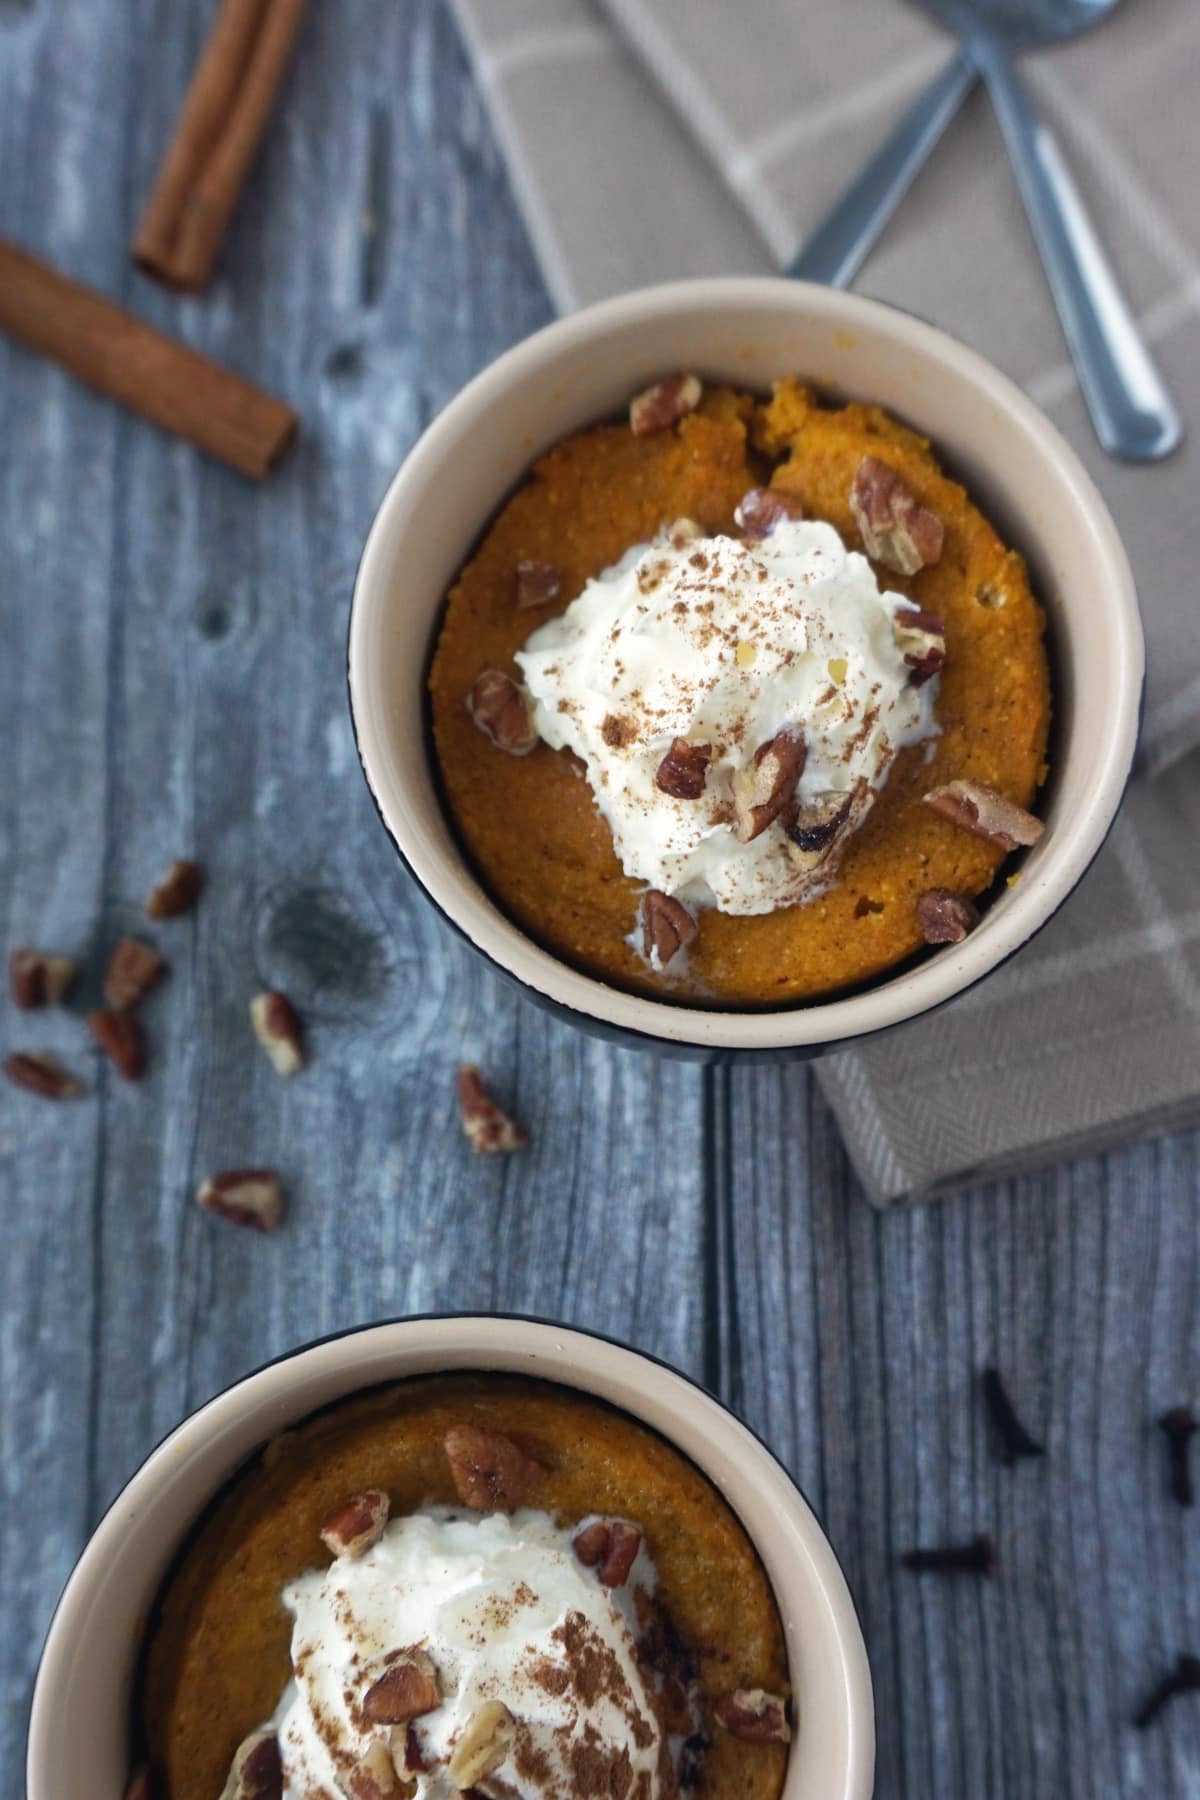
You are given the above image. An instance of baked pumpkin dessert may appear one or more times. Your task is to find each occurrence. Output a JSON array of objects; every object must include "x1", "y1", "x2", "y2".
[
  {"x1": 428, "y1": 374, "x2": 1051, "y2": 1005},
  {"x1": 138, "y1": 1374, "x2": 791, "y2": 1798}
]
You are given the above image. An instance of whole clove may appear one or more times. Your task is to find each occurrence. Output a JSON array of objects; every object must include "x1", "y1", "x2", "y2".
[
  {"x1": 1134, "y1": 1653, "x2": 1200, "y2": 1730},
  {"x1": 982, "y1": 1367, "x2": 1045, "y2": 1465},
  {"x1": 902, "y1": 1534, "x2": 996, "y2": 1577},
  {"x1": 1159, "y1": 1407, "x2": 1197, "y2": 1508}
]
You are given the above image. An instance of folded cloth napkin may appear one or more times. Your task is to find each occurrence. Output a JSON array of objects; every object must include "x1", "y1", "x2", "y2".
[{"x1": 448, "y1": 0, "x2": 1200, "y2": 1201}]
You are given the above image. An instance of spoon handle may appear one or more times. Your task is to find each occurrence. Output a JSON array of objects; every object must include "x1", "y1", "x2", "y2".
[
  {"x1": 978, "y1": 46, "x2": 1182, "y2": 462},
  {"x1": 788, "y1": 52, "x2": 976, "y2": 288}
]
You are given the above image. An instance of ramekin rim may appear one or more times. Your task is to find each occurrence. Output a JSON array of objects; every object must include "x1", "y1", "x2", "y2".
[{"x1": 348, "y1": 276, "x2": 1143, "y2": 1051}]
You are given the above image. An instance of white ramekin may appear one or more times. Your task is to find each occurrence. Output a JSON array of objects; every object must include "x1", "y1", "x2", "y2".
[
  {"x1": 28, "y1": 1316, "x2": 874, "y2": 1799},
  {"x1": 348, "y1": 277, "x2": 1142, "y2": 1055}
]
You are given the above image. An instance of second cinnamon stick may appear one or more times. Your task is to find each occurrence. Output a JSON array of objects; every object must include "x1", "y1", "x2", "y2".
[
  {"x1": 133, "y1": 0, "x2": 307, "y2": 292},
  {"x1": 0, "y1": 238, "x2": 298, "y2": 479}
]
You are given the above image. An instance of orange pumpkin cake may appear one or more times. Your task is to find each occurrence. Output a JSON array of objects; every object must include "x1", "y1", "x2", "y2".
[
  {"x1": 139, "y1": 1374, "x2": 790, "y2": 1799},
  {"x1": 428, "y1": 375, "x2": 1051, "y2": 1006}
]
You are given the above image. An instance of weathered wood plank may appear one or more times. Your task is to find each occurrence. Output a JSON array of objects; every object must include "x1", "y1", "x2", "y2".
[{"x1": 724, "y1": 1064, "x2": 1200, "y2": 1797}]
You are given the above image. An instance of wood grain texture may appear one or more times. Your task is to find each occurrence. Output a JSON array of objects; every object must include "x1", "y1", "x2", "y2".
[{"x1": 0, "y1": 3, "x2": 1198, "y2": 1797}]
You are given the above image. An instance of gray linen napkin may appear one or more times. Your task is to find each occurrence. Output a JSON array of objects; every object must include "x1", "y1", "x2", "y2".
[{"x1": 448, "y1": 0, "x2": 1200, "y2": 1201}]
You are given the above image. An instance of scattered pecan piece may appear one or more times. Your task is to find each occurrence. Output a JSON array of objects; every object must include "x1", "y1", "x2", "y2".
[
  {"x1": 444, "y1": 1425, "x2": 547, "y2": 1510},
  {"x1": 4, "y1": 1051, "x2": 84, "y2": 1099},
  {"x1": 893, "y1": 608, "x2": 946, "y2": 686},
  {"x1": 785, "y1": 787, "x2": 858, "y2": 873},
  {"x1": 734, "y1": 487, "x2": 804, "y2": 537},
  {"x1": 9, "y1": 948, "x2": 76, "y2": 1009},
  {"x1": 655, "y1": 737, "x2": 711, "y2": 799},
  {"x1": 923, "y1": 779, "x2": 1044, "y2": 850},
  {"x1": 457, "y1": 1066, "x2": 527, "y2": 1154},
  {"x1": 363, "y1": 1648, "x2": 441, "y2": 1724},
  {"x1": 87, "y1": 1009, "x2": 145, "y2": 1081},
  {"x1": 732, "y1": 728, "x2": 806, "y2": 843},
  {"x1": 250, "y1": 990, "x2": 305, "y2": 1077},
  {"x1": 712, "y1": 1688, "x2": 791, "y2": 1744},
  {"x1": 197, "y1": 1169, "x2": 284, "y2": 1233},
  {"x1": 629, "y1": 372, "x2": 702, "y2": 436},
  {"x1": 320, "y1": 1488, "x2": 390, "y2": 1559},
  {"x1": 573, "y1": 1520, "x2": 610, "y2": 1567},
  {"x1": 103, "y1": 938, "x2": 165, "y2": 1011},
  {"x1": 146, "y1": 858, "x2": 204, "y2": 919},
  {"x1": 572, "y1": 1518, "x2": 642, "y2": 1585},
  {"x1": 391, "y1": 1723, "x2": 426, "y2": 1775},
  {"x1": 514, "y1": 559, "x2": 562, "y2": 610},
  {"x1": 641, "y1": 890, "x2": 697, "y2": 969},
  {"x1": 124, "y1": 1768, "x2": 152, "y2": 1800},
  {"x1": 916, "y1": 888, "x2": 980, "y2": 945},
  {"x1": 218, "y1": 1729, "x2": 283, "y2": 1800},
  {"x1": 466, "y1": 670, "x2": 538, "y2": 756},
  {"x1": 446, "y1": 1700, "x2": 515, "y2": 1787},
  {"x1": 348, "y1": 1740, "x2": 398, "y2": 1799},
  {"x1": 850, "y1": 455, "x2": 944, "y2": 575},
  {"x1": 599, "y1": 1520, "x2": 643, "y2": 1586}
]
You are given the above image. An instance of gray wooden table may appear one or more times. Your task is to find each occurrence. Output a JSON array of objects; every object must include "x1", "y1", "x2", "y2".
[{"x1": 3, "y1": 4, "x2": 1199, "y2": 1797}]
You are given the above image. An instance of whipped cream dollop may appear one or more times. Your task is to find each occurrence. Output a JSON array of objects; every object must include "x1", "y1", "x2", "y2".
[
  {"x1": 515, "y1": 518, "x2": 937, "y2": 917},
  {"x1": 272, "y1": 1506, "x2": 675, "y2": 1799}
]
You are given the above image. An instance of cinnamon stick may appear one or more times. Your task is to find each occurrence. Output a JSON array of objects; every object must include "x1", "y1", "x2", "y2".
[
  {"x1": 0, "y1": 238, "x2": 298, "y2": 479},
  {"x1": 133, "y1": 0, "x2": 307, "y2": 292}
]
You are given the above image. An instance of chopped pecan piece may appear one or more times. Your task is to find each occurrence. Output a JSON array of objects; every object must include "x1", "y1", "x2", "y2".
[
  {"x1": 320, "y1": 1488, "x2": 390, "y2": 1559},
  {"x1": 641, "y1": 890, "x2": 697, "y2": 970},
  {"x1": 734, "y1": 487, "x2": 804, "y2": 537},
  {"x1": 917, "y1": 888, "x2": 981, "y2": 944},
  {"x1": 250, "y1": 990, "x2": 305, "y2": 1077},
  {"x1": 218, "y1": 1729, "x2": 283, "y2": 1800},
  {"x1": 4, "y1": 1051, "x2": 84, "y2": 1099},
  {"x1": 466, "y1": 670, "x2": 538, "y2": 756},
  {"x1": 893, "y1": 607, "x2": 946, "y2": 686},
  {"x1": 363, "y1": 1648, "x2": 441, "y2": 1724},
  {"x1": 923, "y1": 779, "x2": 1044, "y2": 850},
  {"x1": 347, "y1": 1741, "x2": 398, "y2": 1799},
  {"x1": 732, "y1": 728, "x2": 806, "y2": 843},
  {"x1": 9, "y1": 948, "x2": 76, "y2": 1009},
  {"x1": 712, "y1": 1688, "x2": 791, "y2": 1744},
  {"x1": 571, "y1": 1518, "x2": 642, "y2": 1586},
  {"x1": 850, "y1": 455, "x2": 944, "y2": 575},
  {"x1": 124, "y1": 1768, "x2": 152, "y2": 1800},
  {"x1": 197, "y1": 1169, "x2": 284, "y2": 1233},
  {"x1": 573, "y1": 1520, "x2": 611, "y2": 1567},
  {"x1": 457, "y1": 1066, "x2": 527, "y2": 1154},
  {"x1": 785, "y1": 787, "x2": 857, "y2": 873},
  {"x1": 599, "y1": 1521, "x2": 643, "y2": 1586},
  {"x1": 514, "y1": 559, "x2": 562, "y2": 610},
  {"x1": 390, "y1": 1723, "x2": 426, "y2": 1775},
  {"x1": 446, "y1": 1700, "x2": 515, "y2": 1787},
  {"x1": 655, "y1": 737, "x2": 711, "y2": 800},
  {"x1": 629, "y1": 373, "x2": 702, "y2": 436},
  {"x1": 444, "y1": 1425, "x2": 547, "y2": 1510},
  {"x1": 146, "y1": 858, "x2": 204, "y2": 919},
  {"x1": 87, "y1": 1009, "x2": 145, "y2": 1081},
  {"x1": 103, "y1": 938, "x2": 165, "y2": 1011}
]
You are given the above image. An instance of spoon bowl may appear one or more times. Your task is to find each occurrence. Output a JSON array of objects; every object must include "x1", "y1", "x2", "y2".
[{"x1": 938, "y1": 0, "x2": 1121, "y2": 51}]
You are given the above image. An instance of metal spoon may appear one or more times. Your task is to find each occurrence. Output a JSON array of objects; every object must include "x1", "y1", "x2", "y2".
[{"x1": 788, "y1": 0, "x2": 1182, "y2": 461}]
